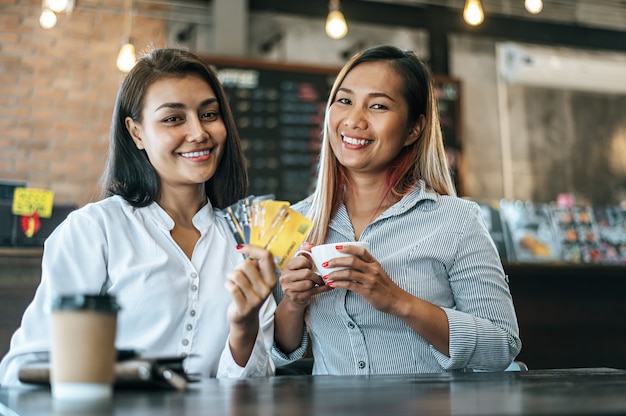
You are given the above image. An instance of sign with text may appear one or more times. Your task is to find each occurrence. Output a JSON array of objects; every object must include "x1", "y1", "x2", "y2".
[{"x1": 12, "y1": 188, "x2": 55, "y2": 218}]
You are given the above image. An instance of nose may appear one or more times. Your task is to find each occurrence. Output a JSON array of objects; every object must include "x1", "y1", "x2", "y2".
[
  {"x1": 343, "y1": 105, "x2": 367, "y2": 130},
  {"x1": 186, "y1": 115, "x2": 209, "y2": 143}
]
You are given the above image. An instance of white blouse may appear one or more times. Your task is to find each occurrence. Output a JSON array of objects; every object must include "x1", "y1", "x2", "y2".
[{"x1": 0, "y1": 195, "x2": 275, "y2": 386}]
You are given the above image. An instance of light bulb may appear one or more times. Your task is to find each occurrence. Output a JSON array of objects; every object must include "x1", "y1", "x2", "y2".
[
  {"x1": 325, "y1": 10, "x2": 348, "y2": 39},
  {"x1": 39, "y1": 9, "x2": 57, "y2": 29},
  {"x1": 463, "y1": 0, "x2": 484, "y2": 26},
  {"x1": 116, "y1": 42, "x2": 136, "y2": 73},
  {"x1": 46, "y1": 0, "x2": 69, "y2": 13},
  {"x1": 524, "y1": 0, "x2": 543, "y2": 14}
]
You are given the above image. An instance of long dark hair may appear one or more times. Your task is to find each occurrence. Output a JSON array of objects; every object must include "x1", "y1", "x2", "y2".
[{"x1": 100, "y1": 48, "x2": 247, "y2": 209}]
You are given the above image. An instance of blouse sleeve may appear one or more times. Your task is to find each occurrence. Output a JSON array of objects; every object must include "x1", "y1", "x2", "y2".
[
  {"x1": 433, "y1": 202, "x2": 522, "y2": 371},
  {"x1": 216, "y1": 295, "x2": 277, "y2": 378},
  {"x1": 0, "y1": 211, "x2": 109, "y2": 386},
  {"x1": 268, "y1": 269, "x2": 309, "y2": 367}
]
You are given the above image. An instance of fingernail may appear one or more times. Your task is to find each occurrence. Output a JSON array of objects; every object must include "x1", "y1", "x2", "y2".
[
  {"x1": 327, "y1": 281, "x2": 334, "y2": 288},
  {"x1": 322, "y1": 261, "x2": 329, "y2": 268},
  {"x1": 335, "y1": 245, "x2": 343, "y2": 250},
  {"x1": 322, "y1": 275, "x2": 329, "y2": 280},
  {"x1": 236, "y1": 244, "x2": 244, "y2": 249}
]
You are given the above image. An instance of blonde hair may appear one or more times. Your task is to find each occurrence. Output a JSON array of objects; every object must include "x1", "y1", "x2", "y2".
[{"x1": 306, "y1": 45, "x2": 456, "y2": 244}]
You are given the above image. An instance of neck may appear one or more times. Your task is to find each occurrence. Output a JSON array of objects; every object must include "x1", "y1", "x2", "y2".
[
  {"x1": 157, "y1": 185, "x2": 207, "y2": 226},
  {"x1": 343, "y1": 174, "x2": 397, "y2": 221}
]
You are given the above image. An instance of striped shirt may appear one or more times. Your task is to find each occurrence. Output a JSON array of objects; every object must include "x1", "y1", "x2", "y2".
[{"x1": 272, "y1": 182, "x2": 521, "y2": 375}]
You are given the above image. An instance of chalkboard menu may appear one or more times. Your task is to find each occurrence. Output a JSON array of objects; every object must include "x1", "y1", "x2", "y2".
[
  {"x1": 204, "y1": 56, "x2": 337, "y2": 203},
  {"x1": 204, "y1": 56, "x2": 463, "y2": 202}
]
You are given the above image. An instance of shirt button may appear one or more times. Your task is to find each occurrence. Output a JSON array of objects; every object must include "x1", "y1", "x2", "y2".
[
  {"x1": 190, "y1": 272, "x2": 198, "y2": 279},
  {"x1": 347, "y1": 322, "x2": 355, "y2": 329},
  {"x1": 182, "y1": 339, "x2": 189, "y2": 346},
  {"x1": 191, "y1": 285, "x2": 198, "y2": 292},
  {"x1": 186, "y1": 324, "x2": 193, "y2": 331},
  {"x1": 358, "y1": 361, "x2": 366, "y2": 369},
  {"x1": 190, "y1": 310, "x2": 196, "y2": 317}
]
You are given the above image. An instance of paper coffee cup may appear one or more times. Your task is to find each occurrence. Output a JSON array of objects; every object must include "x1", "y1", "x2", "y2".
[
  {"x1": 50, "y1": 294, "x2": 120, "y2": 401},
  {"x1": 296, "y1": 241, "x2": 370, "y2": 276}
]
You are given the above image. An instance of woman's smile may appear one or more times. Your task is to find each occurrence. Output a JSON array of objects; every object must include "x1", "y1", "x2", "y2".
[
  {"x1": 178, "y1": 148, "x2": 213, "y2": 161},
  {"x1": 341, "y1": 133, "x2": 374, "y2": 148}
]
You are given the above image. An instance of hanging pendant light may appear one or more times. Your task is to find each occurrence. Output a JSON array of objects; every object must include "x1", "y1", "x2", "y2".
[
  {"x1": 463, "y1": 0, "x2": 484, "y2": 26},
  {"x1": 116, "y1": 40, "x2": 136, "y2": 73},
  {"x1": 39, "y1": 8, "x2": 58, "y2": 29},
  {"x1": 39, "y1": 0, "x2": 74, "y2": 29},
  {"x1": 325, "y1": 0, "x2": 348, "y2": 40},
  {"x1": 524, "y1": 0, "x2": 543, "y2": 14},
  {"x1": 116, "y1": 0, "x2": 136, "y2": 72}
]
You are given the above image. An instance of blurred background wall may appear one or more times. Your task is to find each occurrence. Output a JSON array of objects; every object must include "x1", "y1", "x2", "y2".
[{"x1": 1, "y1": 0, "x2": 626, "y2": 207}]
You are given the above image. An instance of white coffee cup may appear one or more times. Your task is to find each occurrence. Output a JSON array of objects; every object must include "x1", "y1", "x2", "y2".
[{"x1": 295, "y1": 241, "x2": 370, "y2": 276}]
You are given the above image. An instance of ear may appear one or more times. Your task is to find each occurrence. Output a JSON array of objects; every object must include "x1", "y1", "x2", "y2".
[
  {"x1": 404, "y1": 114, "x2": 426, "y2": 147},
  {"x1": 125, "y1": 117, "x2": 145, "y2": 150}
]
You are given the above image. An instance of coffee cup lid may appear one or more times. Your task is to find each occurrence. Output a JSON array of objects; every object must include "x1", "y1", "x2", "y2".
[{"x1": 51, "y1": 294, "x2": 120, "y2": 313}]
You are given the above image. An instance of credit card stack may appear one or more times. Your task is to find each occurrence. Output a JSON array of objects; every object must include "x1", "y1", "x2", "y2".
[{"x1": 222, "y1": 195, "x2": 312, "y2": 269}]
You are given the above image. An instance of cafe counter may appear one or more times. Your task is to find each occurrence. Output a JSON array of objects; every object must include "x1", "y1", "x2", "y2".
[
  {"x1": 504, "y1": 262, "x2": 626, "y2": 370},
  {"x1": 0, "y1": 248, "x2": 42, "y2": 359}
]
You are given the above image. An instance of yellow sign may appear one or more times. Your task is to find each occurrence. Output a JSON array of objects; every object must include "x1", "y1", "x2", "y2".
[{"x1": 12, "y1": 188, "x2": 55, "y2": 218}]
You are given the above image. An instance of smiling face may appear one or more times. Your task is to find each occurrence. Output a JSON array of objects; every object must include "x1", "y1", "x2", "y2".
[
  {"x1": 125, "y1": 74, "x2": 227, "y2": 196},
  {"x1": 327, "y1": 61, "x2": 423, "y2": 178}
]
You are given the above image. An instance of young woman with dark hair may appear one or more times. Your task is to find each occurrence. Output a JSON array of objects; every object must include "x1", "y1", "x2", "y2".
[{"x1": 0, "y1": 48, "x2": 276, "y2": 385}]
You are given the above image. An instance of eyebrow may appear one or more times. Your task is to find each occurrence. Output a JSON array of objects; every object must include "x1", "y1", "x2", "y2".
[
  {"x1": 154, "y1": 97, "x2": 219, "y2": 112},
  {"x1": 337, "y1": 87, "x2": 396, "y2": 102}
]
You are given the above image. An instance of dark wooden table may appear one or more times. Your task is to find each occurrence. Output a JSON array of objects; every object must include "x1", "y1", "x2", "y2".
[{"x1": 2, "y1": 368, "x2": 626, "y2": 415}]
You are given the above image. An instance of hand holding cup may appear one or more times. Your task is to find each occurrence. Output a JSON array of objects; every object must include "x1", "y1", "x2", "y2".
[{"x1": 294, "y1": 241, "x2": 370, "y2": 277}]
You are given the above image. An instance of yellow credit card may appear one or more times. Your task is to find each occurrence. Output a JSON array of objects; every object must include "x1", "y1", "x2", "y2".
[
  {"x1": 257, "y1": 204, "x2": 290, "y2": 249},
  {"x1": 262, "y1": 207, "x2": 312, "y2": 269},
  {"x1": 251, "y1": 200, "x2": 290, "y2": 246}
]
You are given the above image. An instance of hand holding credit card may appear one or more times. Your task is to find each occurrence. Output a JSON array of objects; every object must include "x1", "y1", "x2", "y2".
[{"x1": 222, "y1": 195, "x2": 312, "y2": 269}]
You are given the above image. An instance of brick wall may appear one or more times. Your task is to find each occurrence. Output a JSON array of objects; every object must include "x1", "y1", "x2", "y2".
[{"x1": 0, "y1": 0, "x2": 167, "y2": 207}]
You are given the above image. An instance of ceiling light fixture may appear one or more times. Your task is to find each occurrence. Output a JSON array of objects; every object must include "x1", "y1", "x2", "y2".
[
  {"x1": 463, "y1": 0, "x2": 485, "y2": 26},
  {"x1": 325, "y1": 0, "x2": 348, "y2": 40},
  {"x1": 116, "y1": 41, "x2": 136, "y2": 73},
  {"x1": 39, "y1": 0, "x2": 74, "y2": 29},
  {"x1": 39, "y1": 8, "x2": 57, "y2": 29},
  {"x1": 524, "y1": 0, "x2": 543, "y2": 14},
  {"x1": 116, "y1": 0, "x2": 137, "y2": 73}
]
